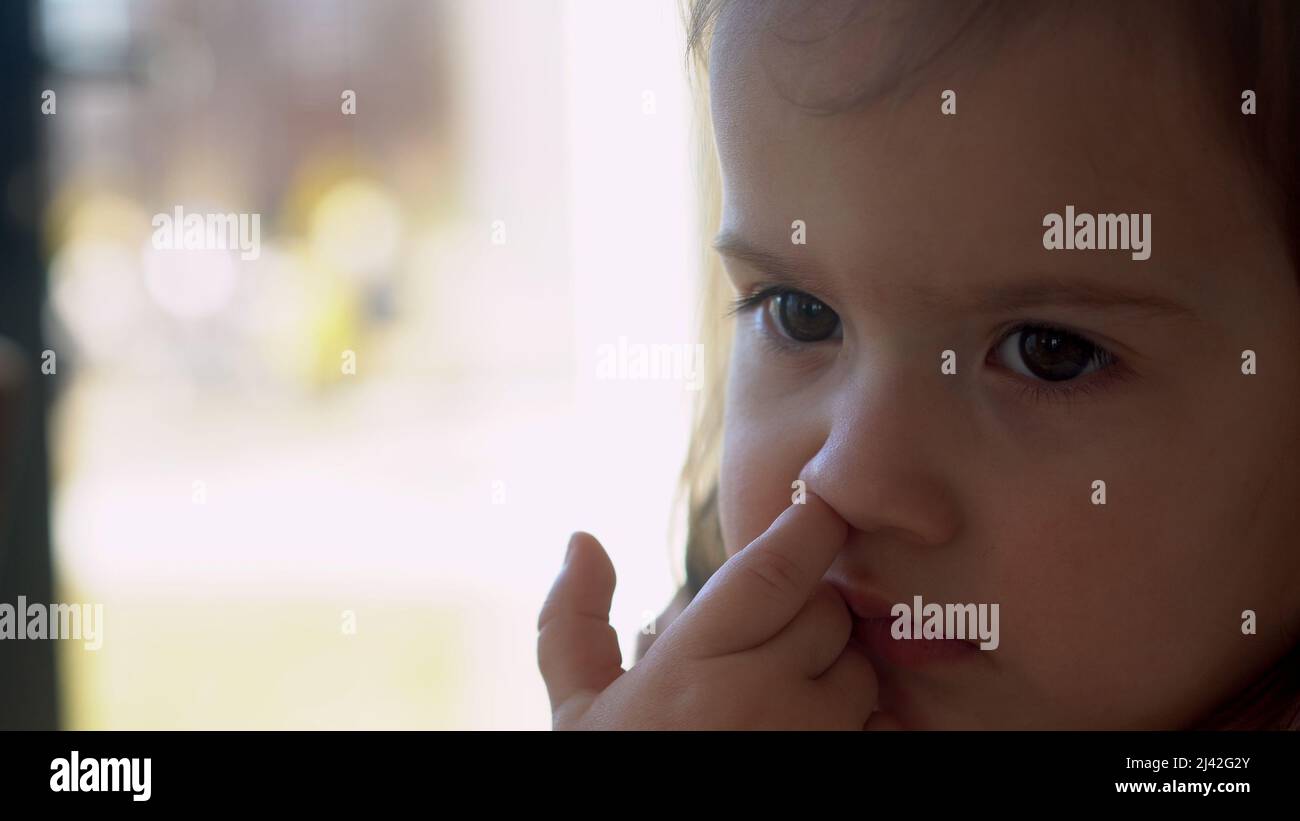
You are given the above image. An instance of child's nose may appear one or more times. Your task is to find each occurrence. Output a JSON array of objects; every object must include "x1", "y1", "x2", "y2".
[{"x1": 798, "y1": 369, "x2": 962, "y2": 548}]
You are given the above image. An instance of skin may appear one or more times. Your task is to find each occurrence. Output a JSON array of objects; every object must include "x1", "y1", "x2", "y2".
[
  {"x1": 539, "y1": 0, "x2": 1300, "y2": 729},
  {"x1": 711, "y1": 0, "x2": 1300, "y2": 728},
  {"x1": 540, "y1": 498, "x2": 887, "y2": 729}
]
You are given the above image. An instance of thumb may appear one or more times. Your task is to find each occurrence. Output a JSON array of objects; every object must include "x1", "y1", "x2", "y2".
[{"x1": 537, "y1": 531, "x2": 624, "y2": 718}]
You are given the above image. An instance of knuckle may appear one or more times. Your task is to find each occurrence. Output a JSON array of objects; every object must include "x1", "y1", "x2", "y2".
[{"x1": 740, "y1": 548, "x2": 806, "y2": 602}]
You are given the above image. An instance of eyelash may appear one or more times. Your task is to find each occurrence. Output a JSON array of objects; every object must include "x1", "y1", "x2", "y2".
[
  {"x1": 726, "y1": 285, "x2": 787, "y2": 318},
  {"x1": 727, "y1": 286, "x2": 1130, "y2": 405},
  {"x1": 991, "y1": 321, "x2": 1130, "y2": 406},
  {"x1": 727, "y1": 285, "x2": 834, "y2": 356}
]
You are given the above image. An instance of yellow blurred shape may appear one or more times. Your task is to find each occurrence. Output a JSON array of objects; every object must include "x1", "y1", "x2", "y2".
[
  {"x1": 308, "y1": 178, "x2": 403, "y2": 281},
  {"x1": 59, "y1": 594, "x2": 470, "y2": 729}
]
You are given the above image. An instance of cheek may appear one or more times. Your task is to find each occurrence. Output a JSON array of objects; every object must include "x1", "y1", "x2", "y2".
[
  {"x1": 984, "y1": 398, "x2": 1300, "y2": 725},
  {"x1": 718, "y1": 411, "x2": 800, "y2": 561},
  {"x1": 718, "y1": 349, "x2": 825, "y2": 559}
]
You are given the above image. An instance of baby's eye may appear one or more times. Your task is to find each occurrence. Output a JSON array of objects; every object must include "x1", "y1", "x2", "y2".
[
  {"x1": 992, "y1": 323, "x2": 1115, "y2": 382},
  {"x1": 764, "y1": 289, "x2": 841, "y2": 343}
]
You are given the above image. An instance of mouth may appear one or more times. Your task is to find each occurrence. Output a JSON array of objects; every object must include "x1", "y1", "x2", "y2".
[
  {"x1": 849, "y1": 615, "x2": 980, "y2": 669},
  {"x1": 829, "y1": 581, "x2": 982, "y2": 669}
]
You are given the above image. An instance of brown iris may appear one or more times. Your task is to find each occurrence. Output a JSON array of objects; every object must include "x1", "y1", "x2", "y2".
[
  {"x1": 1018, "y1": 326, "x2": 1096, "y2": 381},
  {"x1": 768, "y1": 291, "x2": 839, "y2": 342}
]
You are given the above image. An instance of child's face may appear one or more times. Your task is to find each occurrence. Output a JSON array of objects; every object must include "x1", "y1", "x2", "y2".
[{"x1": 710, "y1": 1, "x2": 1300, "y2": 728}]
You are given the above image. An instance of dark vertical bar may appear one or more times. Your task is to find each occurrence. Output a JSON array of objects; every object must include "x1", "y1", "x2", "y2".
[{"x1": 0, "y1": 0, "x2": 59, "y2": 730}]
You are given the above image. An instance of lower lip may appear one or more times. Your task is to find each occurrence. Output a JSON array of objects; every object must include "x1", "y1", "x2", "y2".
[{"x1": 851, "y1": 616, "x2": 981, "y2": 669}]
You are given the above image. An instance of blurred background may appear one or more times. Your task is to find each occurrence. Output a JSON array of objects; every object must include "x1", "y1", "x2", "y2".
[{"x1": 0, "y1": 0, "x2": 705, "y2": 729}]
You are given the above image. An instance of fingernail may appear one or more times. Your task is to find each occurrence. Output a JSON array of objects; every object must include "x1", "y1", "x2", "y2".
[{"x1": 563, "y1": 532, "x2": 579, "y2": 567}]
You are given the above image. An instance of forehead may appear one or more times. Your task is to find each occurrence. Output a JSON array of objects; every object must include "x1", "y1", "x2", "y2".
[{"x1": 706, "y1": 1, "x2": 1270, "y2": 302}]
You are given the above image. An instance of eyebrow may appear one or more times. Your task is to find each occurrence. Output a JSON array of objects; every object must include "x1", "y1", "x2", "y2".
[{"x1": 712, "y1": 231, "x2": 1195, "y2": 320}]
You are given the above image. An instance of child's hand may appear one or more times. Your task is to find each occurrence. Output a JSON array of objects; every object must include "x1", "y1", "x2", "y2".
[{"x1": 537, "y1": 494, "x2": 880, "y2": 729}]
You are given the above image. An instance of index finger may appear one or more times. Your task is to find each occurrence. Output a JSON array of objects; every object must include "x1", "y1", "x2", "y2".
[{"x1": 672, "y1": 491, "x2": 848, "y2": 657}]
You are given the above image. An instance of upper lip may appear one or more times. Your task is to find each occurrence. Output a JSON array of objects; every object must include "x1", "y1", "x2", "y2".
[
  {"x1": 825, "y1": 578, "x2": 900, "y2": 621},
  {"x1": 827, "y1": 577, "x2": 983, "y2": 649}
]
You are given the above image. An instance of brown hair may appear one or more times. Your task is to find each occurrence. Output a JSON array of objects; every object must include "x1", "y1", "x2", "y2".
[{"x1": 674, "y1": 0, "x2": 1300, "y2": 728}]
